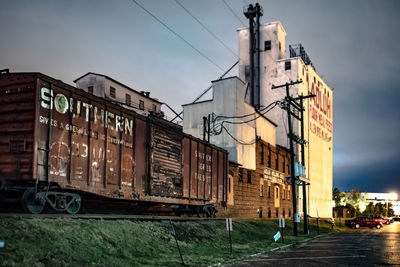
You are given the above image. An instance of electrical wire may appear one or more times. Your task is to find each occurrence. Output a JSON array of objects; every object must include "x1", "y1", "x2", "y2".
[
  {"x1": 174, "y1": 0, "x2": 239, "y2": 58},
  {"x1": 131, "y1": 0, "x2": 224, "y2": 72},
  {"x1": 220, "y1": 124, "x2": 256, "y2": 145},
  {"x1": 211, "y1": 100, "x2": 282, "y2": 145},
  {"x1": 221, "y1": 0, "x2": 246, "y2": 27},
  {"x1": 212, "y1": 100, "x2": 279, "y2": 122}
]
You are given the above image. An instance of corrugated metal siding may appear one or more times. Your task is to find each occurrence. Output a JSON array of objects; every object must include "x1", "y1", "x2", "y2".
[
  {"x1": 149, "y1": 121, "x2": 183, "y2": 197},
  {"x1": 0, "y1": 74, "x2": 36, "y2": 181}
]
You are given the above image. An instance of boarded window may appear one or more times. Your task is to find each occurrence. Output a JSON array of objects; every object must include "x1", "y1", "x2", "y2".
[
  {"x1": 247, "y1": 170, "x2": 251, "y2": 184},
  {"x1": 260, "y1": 144, "x2": 264, "y2": 165},
  {"x1": 152, "y1": 104, "x2": 157, "y2": 113},
  {"x1": 268, "y1": 148, "x2": 271, "y2": 168},
  {"x1": 139, "y1": 100, "x2": 144, "y2": 110},
  {"x1": 110, "y1": 86, "x2": 116, "y2": 98},
  {"x1": 88, "y1": 86, "x2": 93, "y2": 94}
]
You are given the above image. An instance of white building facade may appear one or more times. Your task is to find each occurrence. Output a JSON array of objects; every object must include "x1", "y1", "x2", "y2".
[
  {"x1": 183, "y1": 76, "x2": 276, "y2": 170},
  {"x1": 74, "y1": 72, "x2": 162, "y2": 117},
  {"x1": 238, "y1": 22, "x2": 333, "y2": 218}
]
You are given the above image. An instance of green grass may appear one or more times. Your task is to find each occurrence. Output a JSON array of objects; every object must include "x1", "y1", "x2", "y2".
[{"x1": 0, "y1": 216, "x2": 339, "y2": 266}]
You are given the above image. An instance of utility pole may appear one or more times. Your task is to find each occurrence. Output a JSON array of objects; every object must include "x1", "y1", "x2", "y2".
[
  {"x1": 300, "y1": 95, "x2": 309, "y2": 235},
  {"x1": 272, "y1": 80, "x2": 315, "y2": 236}
]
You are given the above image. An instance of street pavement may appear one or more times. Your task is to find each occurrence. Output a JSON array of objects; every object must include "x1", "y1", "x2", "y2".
[{"x1": 226, "y1": 222, "x2": 400, "y2": 266}]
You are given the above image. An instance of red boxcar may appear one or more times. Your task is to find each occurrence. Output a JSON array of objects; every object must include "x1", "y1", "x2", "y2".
[{"x1": 0, "y1": 71, "x2": 228, "y2": 216}]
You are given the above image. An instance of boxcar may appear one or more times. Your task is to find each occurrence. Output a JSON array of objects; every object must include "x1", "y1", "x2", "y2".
[{"x1": 0, "y1": 71, "x2": 228, "y2": 216}]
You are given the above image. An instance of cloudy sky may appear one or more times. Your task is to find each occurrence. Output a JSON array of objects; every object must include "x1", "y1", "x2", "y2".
[{"x1": 1, "y1": 0, "x2": 399, "y2": 194}]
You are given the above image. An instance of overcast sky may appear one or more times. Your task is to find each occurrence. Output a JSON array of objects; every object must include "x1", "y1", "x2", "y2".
[{"x1": 1, "y1": 0, "x2": 399, "y2": 194}]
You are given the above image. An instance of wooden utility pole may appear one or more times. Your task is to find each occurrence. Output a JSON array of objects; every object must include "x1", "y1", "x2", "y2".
[{"x1": 272, "y1": 80, "x2": 315, "y2": 236}]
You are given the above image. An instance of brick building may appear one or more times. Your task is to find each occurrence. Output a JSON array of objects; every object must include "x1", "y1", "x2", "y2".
[{"x1": 225, "y1": 138, "x2": 292, "y2": 219}]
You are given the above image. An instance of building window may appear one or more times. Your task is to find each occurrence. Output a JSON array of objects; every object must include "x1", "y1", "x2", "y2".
[
  {"x1": 260, "y1": 184, "x2": 264, "y2": 197},
  {"x1": 139, "y1": 100, "x2": 144, "y2": 110},
  {"x1": 275, "y1": 187, "x2": 279, "y2": 199},
  {"x1": 288, "y1": 190, "x2": 290, "y2": 200},
  {"x1": 260, "y1": 144, "x2": 264, "y2": 165},
  {"x1": 276, "y1": 208, "x2": 279, "y2": 217},
  {"x1": 268, "y1": 208, "x2": 271, "y2": 218},
  {"x1": 289, "y1": 209, "x2": 291, "y2": 217},
  {"x1": 88, "y1": 86, "x2": 93, "y2": 94},
  {"x1": 283, "y1": 189, "x2": 285, "y2": 200},
  {"x1": 268, "y1": 186, "x2": 271, "y2": 198},
  {"x1": 238, "y1": 168, "x2": 243, "y2": 182},
  {"x1": 283, "y1": 157, "x2": 286, "y2": 173},
  {"x1": 228, "y1": 177, "x2": 231, "y2": 193},
  {"x1": 247, "y1": 170, "x2": 251, "y2": 184},
  {"x1": 125, "y1": 94, "x2": 131, "y2": 106},
  {"x1": 283, "y1": 208, "x2": 286, "y2": 217},
  {"x1": 264, "y1": 40, "x2": 271, "y2": 51},
  {"x1": 152, "y1": 104, "x2": 157, "y2": 113},
  {"x1": 110, "y1": 86, "x2": 116, "y2": 98},
  {"x1": 279, "y1": 41, "x2": 281, "y2": 51},
  {"x1": 244, "y1": 65, "x2": 250, "y2": 82},
  {"x1": 268, "y1": 147, "x2": 271, "y2": 168},
  {"x1": 275, "y1": 153, "x2": 279, "y2": 171},
  {"x1": 285, "y1": 61, "x2": 291, "y2": 70}
]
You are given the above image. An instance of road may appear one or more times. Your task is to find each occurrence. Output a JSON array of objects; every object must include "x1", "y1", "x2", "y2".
[{"x1": 226, "y1": 222, "x2": 400, "y2": 266}]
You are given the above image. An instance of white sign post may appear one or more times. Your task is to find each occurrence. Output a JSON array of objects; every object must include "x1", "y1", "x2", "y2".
[
  {"x1": 295, "y1": 213, "x2": 301, "y2": 223},
  {"x1": 226, "y1": 218, "x2": 232, "y2": 254},
  {"x1": 279, "y1": 218, "x2": 285, "y2": 242}
]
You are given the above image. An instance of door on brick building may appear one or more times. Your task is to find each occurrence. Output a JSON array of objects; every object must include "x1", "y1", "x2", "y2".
[{"x1": 274, "y1": 185, "x2": 280, "y2": 208}]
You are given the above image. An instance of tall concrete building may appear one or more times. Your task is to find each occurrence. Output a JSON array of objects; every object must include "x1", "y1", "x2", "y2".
[
  {"x1": 238, "y1": 21, "x2": 333, "y2": 218},
  {"x1": 183, "y1": 19, "x2": 333, "y2": 218}
]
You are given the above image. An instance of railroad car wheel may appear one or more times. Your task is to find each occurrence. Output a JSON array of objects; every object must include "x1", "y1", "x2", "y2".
[
  {"x1": 22, "y1": 188, "x2": 45, "y2": 214},
  {"x1": 196, "y1": 206, "x2": 205, "y2": 218},
  {"x1": 66, "y1": 198, "x2": 81, "y2": 215}
]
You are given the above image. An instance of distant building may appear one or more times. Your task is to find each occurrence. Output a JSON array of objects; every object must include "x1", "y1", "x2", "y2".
[
  {"x1": 74, "y1": 72, "x2": 163, "y2": 117},
  {"x1": 360, "y1": 192, "x2": 399, "y2": 216},
  {"x1": 238, "y1": 21, "x2": 333, "y2": 218}
]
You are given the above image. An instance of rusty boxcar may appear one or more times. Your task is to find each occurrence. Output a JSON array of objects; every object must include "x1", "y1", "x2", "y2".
[{"x1": 0, "y1": 71, "x2": 228, "y2": 216}]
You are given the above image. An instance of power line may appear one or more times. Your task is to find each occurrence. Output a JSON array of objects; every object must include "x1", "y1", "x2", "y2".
[
  {"x1": 221, "y1": 0, "x2": 246, "y2": 27},
  {"x1": 174, "y1": 0, "x2": 239, "y2": 58},
  {"x1": 131, "y1": 0, "x2": 224, "y2": 72}
]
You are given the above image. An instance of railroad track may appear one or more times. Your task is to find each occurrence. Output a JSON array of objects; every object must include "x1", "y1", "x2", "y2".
[{"x1": 0, "y1": 213, "x2": 225, "y2": 222}]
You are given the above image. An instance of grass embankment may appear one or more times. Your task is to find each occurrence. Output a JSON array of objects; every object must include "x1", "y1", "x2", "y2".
[{"x1": 0, "y1": 216, "x2": 339, "y2": 266}]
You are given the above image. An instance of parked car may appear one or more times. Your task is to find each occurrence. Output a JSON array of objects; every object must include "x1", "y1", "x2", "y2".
[
  {"x1": 370, "y1": 216, "x2": 388, "y2": 224},
  {"x1": 349, "y1": 217, "x2": 383, "y2": 229},
  {"x1": 393, "y1": 217, "x2": 400, "y2": 222},
  {"x1": 384, "y1": 217, "x2": 394, "y2": 224}
]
